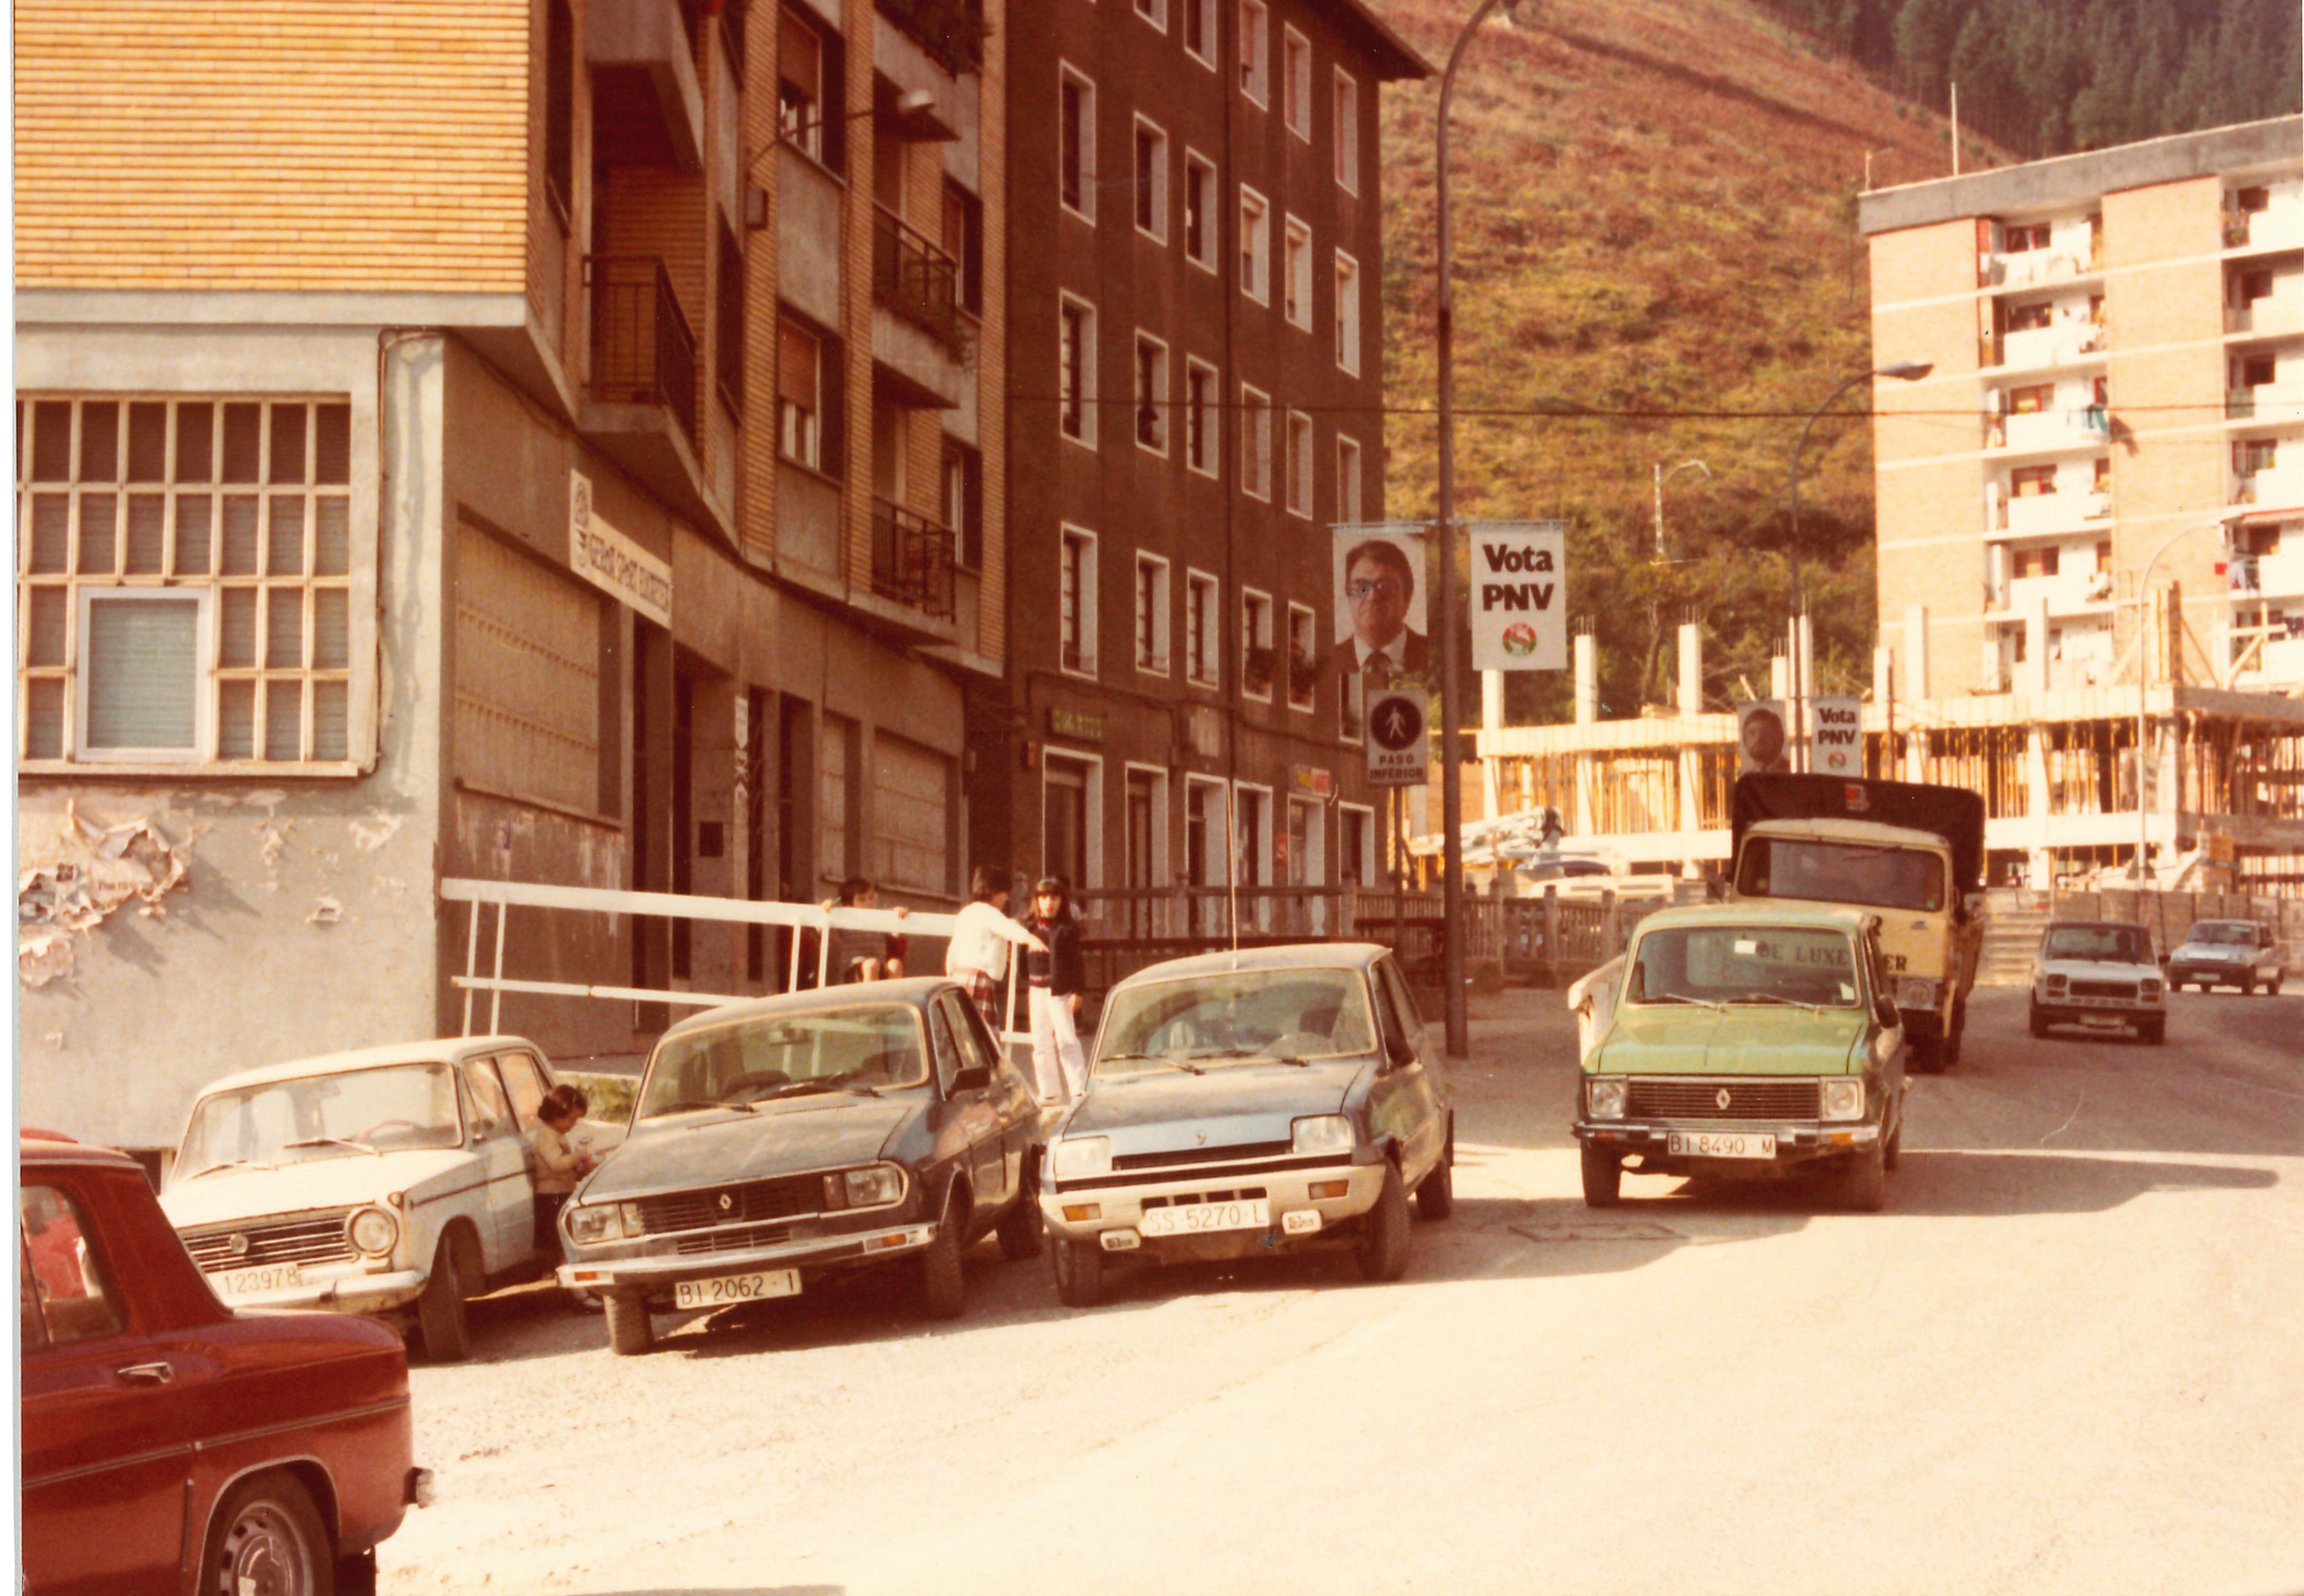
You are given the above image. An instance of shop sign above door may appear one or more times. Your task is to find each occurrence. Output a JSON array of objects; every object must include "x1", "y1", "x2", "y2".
[{"x1": 569, "y1": 470, "x2": 672, "y2": 627}]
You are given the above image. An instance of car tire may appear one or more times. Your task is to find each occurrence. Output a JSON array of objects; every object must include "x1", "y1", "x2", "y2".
[
  {"x1": 2271, "y1": 975, "x2": 2285, "y2": 997},
  {"x1": 1580, "y1": 1145, "x2": 1622, "y2": 1208},
  {"x1": 996, "y1": 1164, "x2": 1045, "y2": 1261},
  {"x1": 2239, "y1": 974, "x2": 2255, "y2": 997},
  {"x1": 202, "y1": 1470, "x2": 333, "y2": 1596},
  {"x1": 1356, "y1": 1163, "x2": 1412, "y2": 1282},
  {"x1": 915, "y1": 1190, "x2": 967, "y2": 1320},
  {"x1": 2139, "y1": 1017, "x2": 2166, "y2": 1046},
  {"x1": 1883, "y1": 1111, "x2": 1902, "y2": 1172},
  {"x1": 2028, "y1": 1003, "x2": 2051, "y2": 1040},
  {"x1": 1840, "y1": 1142, "x2": 1887, "y2": 1213},
  {"x1": 336, "y1": 1549, "x2": 378, "y2": 1596},
  {"x1": 1051, "y1": 1236, "x2": 1104, "y2": 1307},
  {"x1": 1415, "y1": 1123, "x2": 1455, "y2": 1222},
  {"x1": 603, "y1": 1290, "x2": 654, "y2": 1356},
  {"x1": 415, "y1": 1238, "x2": 469, "y2": 1364}
]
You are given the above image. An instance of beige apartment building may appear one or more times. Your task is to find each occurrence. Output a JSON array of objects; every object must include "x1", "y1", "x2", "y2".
[
  {"x1": 13, "y1": 0, "x2": 1006, "y2": 1153},
  {"x1": 1471, "y1": 117, "x2": 2304, "y2": 892}
]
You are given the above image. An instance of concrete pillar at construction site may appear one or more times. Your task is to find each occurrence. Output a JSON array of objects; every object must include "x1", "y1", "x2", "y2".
[
  {"x1": 1574, "y1": 633, "x2": 1598, "y2": 725},
  {"x1": 1481, "y1": 670, "x2": 1504, "y2": 818},
  {"x1": 1677, "y1": 622, "x2": 1703, "y2": 855},
  {"x1": 2025, "y1": 723, "x2": 2052, "y2": 885},
  {"x1": 2021, "y1": 597, "x2": 2051, "y2": 696},
  {"x1": 1904, "y1": 604, "x2": 1932, "y2": 700},
  {"x1": 1677, "y1": 623, "x2": 1703, "y2": 717},
  {"x1": 1906, "y1": 730, "x2": 1929, "y2": 784},
  {"x1": 1873, "y1": 645, "x2": 1896, "y2": 782},
  {"x1": 1770, "y1": 655, "x2": 1790, "y2": 699}
]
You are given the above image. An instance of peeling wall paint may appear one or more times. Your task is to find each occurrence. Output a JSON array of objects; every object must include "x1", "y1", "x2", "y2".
[{"x1": 17, "y1": 800, "x2": 193, "y2": 988}]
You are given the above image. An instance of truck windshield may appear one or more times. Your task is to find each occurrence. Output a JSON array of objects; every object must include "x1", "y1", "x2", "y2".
[
  {"x1": 1736, "y1": 837, "x2": 1944, "y2": 912},
  {"x1": 1627, "y1": 926, "x2": 1862, "y2": 1009}
]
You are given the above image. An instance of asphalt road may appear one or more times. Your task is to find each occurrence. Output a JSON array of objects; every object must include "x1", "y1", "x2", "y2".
[{"x1": 379, "y1": 986, "x2": 2304, "y2": 1596}]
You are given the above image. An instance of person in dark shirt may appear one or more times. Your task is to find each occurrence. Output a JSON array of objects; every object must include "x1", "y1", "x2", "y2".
[
  {"x1": 1022, "y1": 877, "x2": 1088, "y2": 1105},
  {"x1": 822, "y1": 876, "x2": 909, "y2": 982}
]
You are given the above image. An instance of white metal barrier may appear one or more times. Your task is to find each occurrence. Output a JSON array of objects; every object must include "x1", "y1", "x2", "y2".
[{"x1": 438, "y1": 878, "x2": 1029, "y2": 1047}]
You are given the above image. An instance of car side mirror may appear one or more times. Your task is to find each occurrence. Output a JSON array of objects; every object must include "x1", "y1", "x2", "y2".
[
  {"x1": 1876, "y1": 998, "x2": 1899, "y2": 1030},
  {"x1": 1384, "y1": 1033, "x2": 1415, "y2": 1071},
  {"x1": 950, "y1": 1064, "x2": 992, "y2": 1095}
]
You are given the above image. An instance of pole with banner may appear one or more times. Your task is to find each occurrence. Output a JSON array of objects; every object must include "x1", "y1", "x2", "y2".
[
  {"x1": 1468, "y1": 521, "x2": 1568, "y2": 671},
  {"x1": 1809, "y1": 696, "x2": 1864, "y2": 778}
]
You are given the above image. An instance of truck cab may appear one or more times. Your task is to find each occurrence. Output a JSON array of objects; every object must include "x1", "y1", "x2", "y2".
[{"x1": 1727, "y1": 775, "x2": 1986, "y2": 1072}]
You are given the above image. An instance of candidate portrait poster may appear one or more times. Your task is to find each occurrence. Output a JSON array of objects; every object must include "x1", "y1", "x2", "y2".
[{"x1": 1333, "y1": 525, "x2": 1430, "y2": 687}]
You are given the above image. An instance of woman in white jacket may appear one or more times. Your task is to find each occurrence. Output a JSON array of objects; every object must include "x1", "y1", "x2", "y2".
[{"x1": 945, "y1": 865, "x2": 1046, "y2": 1034}]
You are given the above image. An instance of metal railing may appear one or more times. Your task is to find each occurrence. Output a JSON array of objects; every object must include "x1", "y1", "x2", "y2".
[
  {"x1": 586, "y1": 255, "x2": 698, "y2": 443},
  {"x1": 871, "y1": 497, "x2": 958, "y2": 620},
  {"x1": 872, "y1": 207, "x2": 970, "y2": 361}
]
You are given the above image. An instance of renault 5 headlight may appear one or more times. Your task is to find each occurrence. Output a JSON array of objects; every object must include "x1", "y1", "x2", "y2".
[
  {"x1": 1820, "y1": 1079, "x2": 1866, "y2": 1122},
  {"x1": 1052, "y1": 1136, "x2": 1112, "y2": 1180},
  {"x1": 346, "y1": 1206, "x2": 398, "y2": 1257},
  {"x1": 2044, "y1": 972, "x2": 2067, "y2": 992},
  {"x1": 1290, "y1": 1115, "x2": 1355, "y2": 1156},
  {"x1": 1586, "y1": 1077, "x2": 1627, "y2": 1120},
  {"x1": 565, "y1": 1202, "x2": 627, "y2": 1245}
]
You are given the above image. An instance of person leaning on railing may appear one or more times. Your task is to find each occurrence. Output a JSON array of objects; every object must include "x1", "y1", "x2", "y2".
[{"x1": 945, "y1": 865, "x2": 1046, "y2": 1035}]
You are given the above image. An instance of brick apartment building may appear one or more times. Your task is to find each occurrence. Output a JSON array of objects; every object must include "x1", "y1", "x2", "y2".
[
  {"x1": 13, "y1": 0, "x2": 1006, "y2": 1152},
  {"x1": 977, "y1": 0, "x2": 1427, "y2": 912}
]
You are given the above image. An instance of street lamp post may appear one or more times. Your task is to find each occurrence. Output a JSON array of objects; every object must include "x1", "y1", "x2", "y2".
[
  {"x1": 1433, "y1": 0, "x2": 1523, "y2": 1060},
  {"x1": 2130, "y1": 518, "x2": 2235, "y2": 879},
  {"x1": 1786, "y1": 361, "x2": 1931, "y2": 769},
  {"x1": 1652, "y1": 459, "x2": 1711, "y2": 563}
]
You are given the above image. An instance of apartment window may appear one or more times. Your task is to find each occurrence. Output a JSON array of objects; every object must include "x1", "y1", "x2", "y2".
[
  {"x1": 546, "y1": 0, "x2": 575, "y2": 220},
  {"x1": 2236, "y1": 438, "x2": 2279, "y2": 475},
  {"x1": 943, "y1": 181, "x2": 984, "y2": 314},
  {"x1": 1282, "y1": 27, "x2": 1312, "y2": 138},
  {"x1": 1185, "y1": 359, "x2": 1220, "y2": 476},
  {"x1": 2237, "y1": 354, "x2": 2277, "y2": 389},
  {"x1": 1283, "y1": 217, "x2": 1312, "y2": 328},
  {"x1": 1286, "y1": 410, "x2": 1314, "y2": 517},
  {"x1": 1241, "y1": 589, "x2": 1274, "y2": 700},
  {"x1": 1334, "y1": 69, "x2": 1360, "y2": 192},
  {"x1": 1184, "y1": 0, "x2": 1216, "y2": 64},
  {"x1": 1240, "y1": 188, "x2": 1270, "y2": 303},
  {"x1": 1135, "y1": 554, "x2": 1172, "y2": 674},
  {"x1": 777, "y1": 319, "x2": 823, "y2": 469},
  {"x1": 2011, "y1": 465, "x2": 2057, "y2": 497},
  {"x1": 1240, "y1": 386, "x2": 1272, "y2": 499},
  {"x1": 1286, "y1": 603, "x2": 1315, "y2": 711},
  {"x1": 944, "y1": 440, "x2": 983, "y2": 570},
  {"x1": 1238, "y1": 0, "x2": 1268, "y2": 104},
  {"x1": 1134, "y1": 118, "x2": 1170, "y2": 242},
  {"x1": 1336, "y1": 434, "x2": 1363, "y2": 523},
  {"x1": 1184, "y1": 152, "x2": 1218, "y2": 270},
  {"x1": 1135, "y1": 333, "x2": 1170, "y2": 454},
  {"x1": 1060, "y1": 527, "x2": 1098, "y2": 674},
  {"x1": 716, "y1": 222, "x2": 746, "y2": 417},
  {"x1": 2009, "y1": 383, "x2": 2053, "y2": 415},
  {"x1": 2007, "y1": 301, "x2": 2052, "y2": 332},
  {"x1": 779, "y1": 9, "x2": 842, "y2": 168},
  {"x1": 1185, "y1": 570, "x2": 1220, "y2": 686},
  {"x1": 1059, "y1": 295, "x2": 1098, "y2": 445},
  {"x1": 2233, "y1": 268, "x2": 2275, "y2": 307},
  {"x1": 2004, "y1": 222, "x2": 2051, "y2": 253},
  {"x1": 2013, "y1": 546, "x2": 2060, "y2": 579},
  {"x1": 1135, "y1": 0, "x2": 1168, "y2": 27},
  {"x1": 1334, "y1": 251, "x2": 1361, "y2": 373},
  {"x1": 17, "y1": 396, "x2": 362, "y2": 768},
  {"x1": 1059, "y1": 67, "x2": 1096, "y2": 222}
]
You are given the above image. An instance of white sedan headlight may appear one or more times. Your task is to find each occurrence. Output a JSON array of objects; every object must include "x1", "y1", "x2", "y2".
[
  {"x1": 1820, "y1": 1079, "x2": 1866, "y2": 1122},
  {"x1": 2138, "y1": 978, "x2": 2163, "y2": 1002},
  {"x1": 1586, "y1": 1077, "x2": 1627, "y2": 1120},
  {"x1": 1052, "y1": 1136, "x2": 1112, "y2": 1180},
  {"x1": 346, "y1": 1207, "x2": 397, "y2": 1256},
  {"x1": 2043, "y1": 972, "x2": 2068, "y2": 992},
  {"x1": 1290, "y1": 1115, "x2": 1355, "y2": 1156},
  {"x1": 565, "y1": 1202, "x2": 626, "y2": 1244}
]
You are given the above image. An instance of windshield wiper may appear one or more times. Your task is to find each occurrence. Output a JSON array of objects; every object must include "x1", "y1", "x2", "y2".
[
  {"x1": 1723, "y1": 995, "x2": 1832, "y2": 1013},
  {"x1": 651, "y1": 1097, "x2": 755, "y2": 1117},
  {"x1": 753, "y1": 1076, "x2": 882, "y2": 1101},
  {"x1": 1640, "y1": 994, "x2": 1723, "y2": 1010},
  {"x1": 1161, "y1": 1059, "x2": 1207, "y2": 1076},
  {"x1": 283, "y1": 1136, "x2": 382, "y2": 1157},
  {"x1": 188, "y1": 1158, "x2": 272, "y2": 1179}
]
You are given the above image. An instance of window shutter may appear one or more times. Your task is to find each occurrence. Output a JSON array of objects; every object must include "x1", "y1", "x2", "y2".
[
  {"x1": 84, "y1": 597, "x2": 199, "y2": 750},
  {"x1": 779, "y1": 322, "x2": 818, "y2": 406}
]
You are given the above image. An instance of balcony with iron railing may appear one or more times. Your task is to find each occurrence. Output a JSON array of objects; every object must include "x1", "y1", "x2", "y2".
[
  {"x1": 871, "y1": 498, "x2": 958, "y2": 621},
  {"x1": 873, "y1": 207, "x2": 971, "y2": 365},
  {"x1": 587, "y1": 255, "x2": 698, "y2": 444}
]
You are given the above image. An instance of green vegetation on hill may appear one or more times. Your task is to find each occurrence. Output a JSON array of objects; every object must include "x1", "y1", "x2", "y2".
[{"x1": 1376, "y1": 0, "x2": 1973, "y2": 725}]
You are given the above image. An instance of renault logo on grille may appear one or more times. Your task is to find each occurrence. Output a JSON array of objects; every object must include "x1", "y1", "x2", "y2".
[
  {"x1": 1716, "y1": 1088, "x2": 1733, "y2": 1111},
  {"x1": 718, "y1": 1193, "x2": 734, "y2": 1213},
  {"x1": 226, "y1": 1233, "x2": 250, "y2": 1259}
]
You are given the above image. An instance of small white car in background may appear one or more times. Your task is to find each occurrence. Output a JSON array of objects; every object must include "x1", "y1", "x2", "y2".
[
  {"x1": 2029, "y1": 921, "x2": 2167, "y2": 1045},
  {"x1": 158, "y1": 1035, "x2": 623, "y2": 1361},
  {"x1": 2167, "y1": 919, "x2": 2285, "y2": 995}
]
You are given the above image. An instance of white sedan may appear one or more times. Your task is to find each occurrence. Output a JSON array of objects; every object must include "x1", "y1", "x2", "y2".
[
  {"x1": 159, "y1": 1035, "x2": 621, "y2": 1360},
  {"x1": 2028, "y1": 921, "x2": 2166, "y2": 1045}
]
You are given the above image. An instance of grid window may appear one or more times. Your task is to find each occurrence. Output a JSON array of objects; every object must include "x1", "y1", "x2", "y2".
[
  {"x1": 1185, "y1": 571, "x2": 1220, "y2": 686},
  {"x1": 1060, "y1": 68, "x2": 1096, "y2": 222},
  {"x1": 1135, "y1": 554, "x2": 1172, "y2": 674},
  {"x1": 1240, "y1": 189, "x2": 1270, "y2": 304},
  {"x1": 1135, "y1": 0, "x2": 1168, "y2": 30},
  {"x1": 1239, "y1": 0, "x2": 1268, "y2": 104},
  {"x1": 1184, "y1": 0, "x2": 1216, "y2": 64},
  {"x1": 1286, "y1": 410, "x2": 1314, "y2": 517},
  {"x1": 1060, "y1": 527, "x2": 1099, "y2": 673},
  {"x1": 1186, "y1": 360, "x2": 1220, "y2": 476},
  {"x1": 1060, "y1": 295, "x2": 1098, "y2": 445},
  {"x1": 777, "y1": 319, "x2": 823, "y2": 469},
  {"x1": 1241, "y1": 387, "x2": 1272, "y2": 500},
  {"x1": 1334, "y1": 251, "x2": 1361, "y2": 374},
  {"x1": 1185, "y1": 152, "x2": 1218, "y2": 270},
  {"x1": 17, "y1": 395, "x2": 359, "y2": 767},
  {"x1": 1241, "y1": 589, "x2": 1274, "y2": 701},
  {"x1": 1284, "y1": 217, "x2": 1312, "y2": 328},
  {"x1": 1283, "y1": 27, "x2": 1312, "y2": 138},
  {"x1": 1336, "y1": 434, "x2": 1363, "y2": 524},
  {"x1": 1334, "y1": 70, "x2": 1359, "y2": 192},
  {"x1": 1286, "y1": 603, "x2": 1316, "y2": 711},
  {"x1": 1135, "y1": 335, "x2": 1171, "y2": 454},
  {"x1": 1134, "y1": 118, "x2": 1170, "y2": 242}
]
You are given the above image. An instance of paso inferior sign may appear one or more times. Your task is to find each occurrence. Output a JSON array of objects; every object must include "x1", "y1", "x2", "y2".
[
  {"x1": 1365, "y1": 683, "x2": 1429, "y2": 787},
  {"x1": 1470, "y1": 521, "x2": 1566, "y2": 672}
]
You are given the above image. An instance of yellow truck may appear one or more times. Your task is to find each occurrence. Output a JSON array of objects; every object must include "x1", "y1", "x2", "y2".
[{"x1": 1728, "y1": 775, "x2": 1987, "y2": 1072}]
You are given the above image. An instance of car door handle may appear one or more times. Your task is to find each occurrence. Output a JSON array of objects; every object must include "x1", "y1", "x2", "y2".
[{"x1": 115, "y1": 1361, "x2": 174, "y2": 1387}]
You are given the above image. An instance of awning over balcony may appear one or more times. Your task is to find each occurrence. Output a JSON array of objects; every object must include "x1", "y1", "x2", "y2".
[{"x1": 589, "y1": 0, "x2": 705, "y2": 172}]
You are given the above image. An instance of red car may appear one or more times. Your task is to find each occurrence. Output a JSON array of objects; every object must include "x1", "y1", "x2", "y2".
[{"x1": 19, "y1": 1132, "x2": 431, "y2": 1595}]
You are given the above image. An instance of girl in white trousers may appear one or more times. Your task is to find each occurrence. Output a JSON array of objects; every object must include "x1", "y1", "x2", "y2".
[{"x1": 1028, "y1": 984, "x2": 1089, "y2": 1104}]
